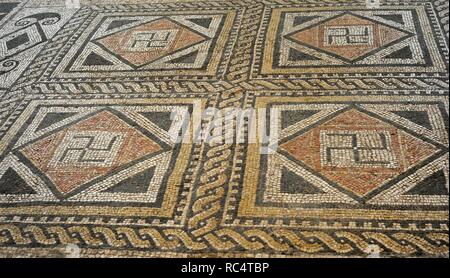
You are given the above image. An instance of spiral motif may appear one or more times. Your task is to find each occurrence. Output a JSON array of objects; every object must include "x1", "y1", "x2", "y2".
[
  {"x1": 0, "y1": 60, "x2": 19, "y2": 75},
  {"x1": 14, "y1": 12, "x2": 61, "y2": 27},
  {"x1": 40, "y1": 16, "x2": 61, "y2": 26},
  {"x1": 14, "y1": 18, "x2": 35, "y2": 27}
]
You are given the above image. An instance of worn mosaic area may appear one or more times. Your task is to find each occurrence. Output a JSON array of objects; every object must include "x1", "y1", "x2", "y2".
[{"x1": 0, "y1": 0, "x2": 448, "y2": 258}]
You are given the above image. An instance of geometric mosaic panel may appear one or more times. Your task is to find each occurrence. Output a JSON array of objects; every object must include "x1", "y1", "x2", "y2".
[
  {"x1": 43, "y1": 9, "x2": 240, "y2": 81},
  {"x1": 255, "y1": 6, "x2": 448, "y2": 77},
  {"x1": 0, "y1": 96, "x2": 203, "y2": 222},
  {"x1": 0, "y1": 7, "x2": 76, "y2": 88},
  {"x1": 232, "y1": 96, "x2": 448, "y2": 226},
  {"x1": 0, "y1": 0, "x2": 449, "y2": 258}
]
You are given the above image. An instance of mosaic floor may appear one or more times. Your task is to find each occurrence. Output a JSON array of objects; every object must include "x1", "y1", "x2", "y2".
[{"x1": 0, "y1": 0, "x2": 448, "y2": 258}]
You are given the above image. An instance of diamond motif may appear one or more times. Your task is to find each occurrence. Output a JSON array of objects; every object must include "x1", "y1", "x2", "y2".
[
  {"x1": 280, "y1": 109, "x2": 439, "y2": 196},
  {"x1": 288, "y1": 13, "x2": 410, "y2": 61},
  {"x1": 95, "y1": 18, "x2": 207, "y2": 66},
  {"x1": 20, "y1": 111, "x2": 162, "y2": 194}
]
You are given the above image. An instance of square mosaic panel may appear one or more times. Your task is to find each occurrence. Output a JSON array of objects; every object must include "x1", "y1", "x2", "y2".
[
  {"x1": 253, "y1": 4, "x2": 448, "y2": 78},
  {"x1": 0, "y1": 95, "x2": 209, "y2": 226},
  {"x1": 40, "y1": 5, "x2": 241, "y2": 81},
  {"x1": 228, "y1": 95, "x2": 448, "y2": 229}
]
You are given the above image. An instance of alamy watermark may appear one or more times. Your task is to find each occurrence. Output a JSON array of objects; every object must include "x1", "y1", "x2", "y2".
[{"x1": 166, "y1": 102, "x2": 280, "y2": 154}]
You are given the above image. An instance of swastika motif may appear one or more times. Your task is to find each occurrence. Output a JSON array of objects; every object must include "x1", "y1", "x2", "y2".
[
  {"x1": 320, "y1": 130, "x2": 398, "y2": 168},
  {"x1": 324, "y1": 25, "x2": 373, "y2": 46},
  {"x1": 123, "y1": 30, "x2": 178, "y2": 51},
  {"x1": 49, "y1": 131, "x2": 124, "y2": 167}
]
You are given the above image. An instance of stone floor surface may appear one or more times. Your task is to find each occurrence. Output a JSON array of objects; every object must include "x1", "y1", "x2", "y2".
[{"x1": 0, "y1": 0, "x2": 448, "y2": 257}]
